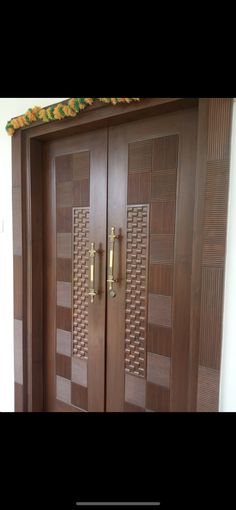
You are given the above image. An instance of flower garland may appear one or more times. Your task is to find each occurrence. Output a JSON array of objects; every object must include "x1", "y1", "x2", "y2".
[{"x1": 5, "y1": 98, "x2": 140, "y2": 136}]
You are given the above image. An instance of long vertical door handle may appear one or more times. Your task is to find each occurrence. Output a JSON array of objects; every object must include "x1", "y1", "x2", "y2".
[
  {"x1": 107, "y1": 227, "x2": 119, "y2": 298},
  {"x1": 88, "y1": 242, "x2": 97, "y2": 303}
]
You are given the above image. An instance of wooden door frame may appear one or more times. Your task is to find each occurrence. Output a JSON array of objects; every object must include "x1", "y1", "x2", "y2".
[{"x1": 12, "y1": 97, "x2": 233, "y2": 412}]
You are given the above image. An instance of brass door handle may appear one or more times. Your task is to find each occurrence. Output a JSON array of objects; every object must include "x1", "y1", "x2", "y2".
[
  {"x1": 107, "y1": 227, "x2": 119, "y2": 298},
  {"x1": 88, "y1": 242, "x2": 97, "y2": 303}
]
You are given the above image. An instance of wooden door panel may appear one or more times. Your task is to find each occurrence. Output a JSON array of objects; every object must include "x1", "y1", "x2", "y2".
[
  {"x1": 106, "y1": 109, "x2": 198, "y2": 411},
  {"x1": 43, "y1": 130, "x2": 107, "y2": 412}
]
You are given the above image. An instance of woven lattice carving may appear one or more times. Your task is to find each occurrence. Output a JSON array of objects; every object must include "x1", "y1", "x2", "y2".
[
  {"x1": 72, "y1": 208, "x2": 89, "y2": 359},
  {"x1": 125, "y1": 205, "x2": 149, "y2": 377}
]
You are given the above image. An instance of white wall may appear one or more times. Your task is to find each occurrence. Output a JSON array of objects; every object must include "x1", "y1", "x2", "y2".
[
  {"x1": 0, "y1": 98, "x2": 67, "y2": 411},
  {"x1": 219, "y1": 99, "x2": 236, "y2": 411}
]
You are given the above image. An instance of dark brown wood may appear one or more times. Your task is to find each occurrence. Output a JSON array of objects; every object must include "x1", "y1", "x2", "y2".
[
  {"x1": 43, "y1": 129, "x2": 107, "y2": 412},
  {"x1": 188, "y1": 99, "x2": 210, "y2": 410},
  {"x1": 12, "y1": 97, "x2": 233, "y2": 412},
  {"x1": 107, "y1": 109, "x2": 198, "y2": 412},
  {"x1": 188, "y1": 98, "x2": 233, "y2": 411},
  {"x1": 170, "y1": 112, "x2": 198, "y2": 411}
]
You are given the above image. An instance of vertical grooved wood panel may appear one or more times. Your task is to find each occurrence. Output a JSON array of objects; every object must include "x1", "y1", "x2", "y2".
[
  {"x1": 127, "y1": 173, "x2": 151, "y2": 204},
  {"x1": 199, "y1": 268, "x2": 224, "y2": 369},
  {"x1": 197, "y1": 366, "x2": 219, "y2": 412},
  {"x1": 194, "y1": 97, "x2": 233, "y2": 413},
  {"x1": 202, "y1": 161, "x2": 229, "y2": 267},
  {"x1": 207, "y1": 98, "x2": 232, "y2": 161}
]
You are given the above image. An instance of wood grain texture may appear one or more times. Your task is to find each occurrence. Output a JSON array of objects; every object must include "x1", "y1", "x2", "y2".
[
  {"x1": 44, "y1": 129, "x2": 107, "y2": 412},
  {"x1": 56, "y1": 375, "x2": 71, "y2": 404},
  {"x1": 73, "y1": 151, "x2": 90, "y2": 180},
  {"x1": 197, "y1": 365, "x2": 219, "y2": 412},
  {"x1": 13, "y1": 99, "x2": 200, "y2": 413},
  {"x1": 188, "y1": 98, "x2": 233, "y2": 411},
  {"x1": 57, "y1": 258, "x2": 72, "y2": 283},
  {"x1": 107, "y1": 109, "x2": 197, "y2": 412},
  {"x1": 56, "y1": 207, "x2": 72, "y2": 233},
  {"x1": 147, "y1": 353, "x2": 170, "y2": 388},
  {"x1": 150, "y1": 202, "x2": 176, "y2": 234},
  {"x1": 73, "y1": 179, "x2": 90, "y2": 207},
  {"x1": 56, "y1": 306, "x2": 72, "y2": 332},
  {"x1": 149, "y1": 264, "x2": 173, "y2": 295},
  {"x1": 153, "y1": 134, "x2": 179, "y2": 171},
  {"x1": 124, "y1": 402, "x2": 145, "y2": 412},
  {"x1": 151, "y1": 170, "x2": 177, "y2": 202},
  {"x1": 170, "y1": 109, "x2": 198, "y2": 411},
  {"x1": 202, "y1": 161, "x2": 229, "y2": 267},
  {"x1": 147, "y1": 324, "x2": 172, "y2": 357},
  {"x1": 56, "y1": 329, "x2": 72, "y2": 357},
  {"x1": 187, "y1": 99, "x2": 210, "y2": 410},
  {"x1": 146, "y1": 382, "x2": 170, "y2": 412},
  {"x1": 71, "y1": 357, "x2": 88, "y2": 387},
  {"x1": 56, "y1": 181, "x2": 73, "y2": 207},
  {"x1": 199, "y1": 268, "x2": 224, "y2": 370},
  {"x1": 150, "y1": 235, "x2": 174, "y2": 264},
  {"x1": 57, "y1": 281, "x2": 72, "y2": 308},
  {"x1": 125, "y1": 373, "x2": 146, "y2": 408},
  {"x1": 127, "y1": 172, "x2": 151, "y2": 204},
  {"x1": 56, "y1": 353, "x2": 71, "y2": 379},
  {"x1": 57, "y1": 234, "x2": 72, "y2": 259},
  {"x1": 56, "y1": 154, "x2": 73, "y2": 182},
  {"x1": 128, "y1": 139, "x2": 153, "y2": 172},
  {"x1": 207, "y1": 98, "x2": 232, "y2": 161},
  {"x1": 148, "y1": 294, "x2": 172, "y2": 327},
  {"x1": 71, "y1": 382, "x2": 88, "y2": 410}
]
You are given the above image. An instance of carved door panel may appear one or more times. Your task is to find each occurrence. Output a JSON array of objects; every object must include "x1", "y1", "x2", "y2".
[
  {"x1": 43, "y1": 129, "x2": 107, "y2": 411},
  {"x1": 106, "y1": 109, "x2": 198, "y2": 411}
]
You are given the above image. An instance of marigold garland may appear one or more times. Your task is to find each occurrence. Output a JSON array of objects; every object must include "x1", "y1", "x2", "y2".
[{"x1": 6, "y1": 98, "x2": 140, "y2": 136}]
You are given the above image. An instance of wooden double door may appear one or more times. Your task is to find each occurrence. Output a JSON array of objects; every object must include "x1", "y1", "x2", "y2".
[{"x1": 43, "y1": 108, "x2": 198, "y2": 412}]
